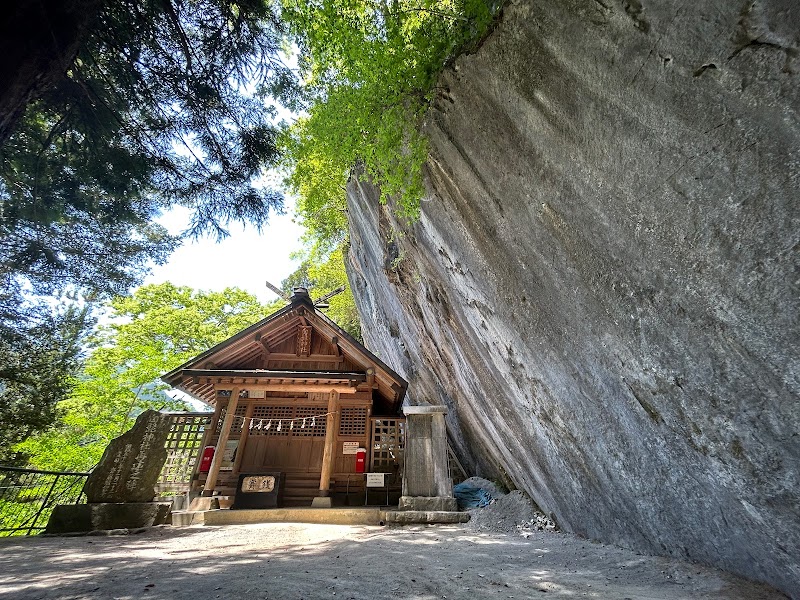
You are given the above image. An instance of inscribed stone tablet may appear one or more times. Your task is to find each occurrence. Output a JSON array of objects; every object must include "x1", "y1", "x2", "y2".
[{"x1": 83, "y1": 410, "x2": 171, "y2": 503}]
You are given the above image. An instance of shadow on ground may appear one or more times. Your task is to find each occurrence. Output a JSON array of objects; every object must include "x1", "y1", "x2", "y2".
[{"x1": 0, "y1": 523, "x2": 787, "y2": 600}]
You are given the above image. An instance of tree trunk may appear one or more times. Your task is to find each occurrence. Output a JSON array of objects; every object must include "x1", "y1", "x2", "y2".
[{"x1": 0, "y1": 0, "x2": 102, "y2": 144}]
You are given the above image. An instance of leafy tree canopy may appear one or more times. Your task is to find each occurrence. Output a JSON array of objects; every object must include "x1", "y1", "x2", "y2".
[
  {"x1": 1, "y1": 0, "x2": 298, "y2": 304},
  {"x1": 0, "y1": 302, "x2": 91, "y2": 465},
  {"x1": 16, "y1": 283, "x2": 282, "y2": 471},
  {"x1": 279, "y1": 0, "x2": 499, "y2": 249},
  {"x1": 0, "y1": 0, "x2": 299, "y2": 454}
]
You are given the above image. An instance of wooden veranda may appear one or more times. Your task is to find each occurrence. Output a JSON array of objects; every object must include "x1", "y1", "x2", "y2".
[{"x1": 161, "y1": 288, "x2": 408, "y2": 507}]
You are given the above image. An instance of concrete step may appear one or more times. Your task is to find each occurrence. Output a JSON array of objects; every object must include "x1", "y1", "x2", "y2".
[
  {"x1": 172, "y1": 507, "x2": 469, "y2": 527},
  {"x1": 171, "y1": 510, "x2": 205, "y2": 526},
  {"x1": 383, "y1": 510, "x2": 470, "y2": 524},
  {"x1": 188, "y1": 497, "x2": 219, "y2": 511},
  {"x1": 201, "y1": 507, "x2": 385, "y2": 526}
]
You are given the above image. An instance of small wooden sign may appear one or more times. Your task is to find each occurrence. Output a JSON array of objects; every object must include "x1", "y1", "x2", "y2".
[
  {"x1": 342, "y1": 441, "x2": 359, "y2": 455},
  {"x1": 366, "y1": 472, "x2": 386, "y2": 487},
  {"x1": 241, "y1": 475, "x2": 275, "y2": 493}
]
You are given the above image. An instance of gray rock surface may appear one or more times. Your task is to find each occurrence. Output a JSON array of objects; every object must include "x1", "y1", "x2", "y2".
[
  {"x1": 346, "y1": 0, "x2": 799, "y2": 595},
  {"x1": 83, "y1": 410, "x2": 171, "y2": 503}
]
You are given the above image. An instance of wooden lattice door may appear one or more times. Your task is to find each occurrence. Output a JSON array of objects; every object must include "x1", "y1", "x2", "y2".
[
  {"x1": 156, "y1": 413, "x2": 214, "y2": 493},
  {"x1": 239, "y1": 403, "x2": 328, "y2": 473},
  {"x1": 370, "y1": 418, "x2": 405, "y2": 476}
]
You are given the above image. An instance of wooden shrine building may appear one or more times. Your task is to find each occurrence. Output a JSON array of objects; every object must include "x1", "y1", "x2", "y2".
[{"x1": 162, "y1": 288, "x2": 408, "y2": 507}]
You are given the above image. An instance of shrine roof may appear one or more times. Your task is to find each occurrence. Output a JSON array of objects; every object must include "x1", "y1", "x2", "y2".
[{"x1": 162, "y1": 289, "x2": 407, "y2": 412}]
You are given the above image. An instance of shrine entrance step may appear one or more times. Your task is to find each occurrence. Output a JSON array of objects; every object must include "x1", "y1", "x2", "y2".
[{"x1": 171, "y1": 506, "x2": 385, "y2": 526}]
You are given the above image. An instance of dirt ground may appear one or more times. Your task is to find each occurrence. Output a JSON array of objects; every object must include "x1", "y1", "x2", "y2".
[{"x1": 0, "y1": 522, "x2": 787, "y2": 600}]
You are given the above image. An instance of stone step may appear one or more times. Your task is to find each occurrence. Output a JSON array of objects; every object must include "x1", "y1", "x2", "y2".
[
  {"x1": 172, "y1": 507, "x2": 469, "y2": 527},
  {"x1": 201, "y1": 507, "x2": 385, "y2": 526}
]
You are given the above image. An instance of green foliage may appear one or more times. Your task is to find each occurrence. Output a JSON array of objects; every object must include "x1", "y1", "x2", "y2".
[
  {"x1": 0, "y1": 470, "x2": 87, "y2": 536},
  {"x1": 2, "y1": 0, "x2": 295, "y2": 241},
  {"x1": 0, "y1": 0, "x2": 293, "y2": 304},
  {"x1": 283, "y1": 243, "x2": 362, "y2": 340},
  {"x1": 1, "y1": 0, "x2": 296, "y2": 304},
  {"x1": 280, "y1": 0, "x2": 499, "y2": 248},
  {"x1": 0, "y1": 0, "x2": 298, "y2": 463},
  {"x1": 16, "y1": 283, "x2": 280, "y2": 471},
  {"x1": 0, "y1": 303, "x2": 91, "y2": 466},
  {"x1": 1, "y1": 0, "x2": 296, "y2": 307}
]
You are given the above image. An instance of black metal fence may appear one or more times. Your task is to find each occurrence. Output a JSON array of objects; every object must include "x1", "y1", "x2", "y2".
[{"x1": 0, "y1": 466, "x2": 88, "y2": 536}]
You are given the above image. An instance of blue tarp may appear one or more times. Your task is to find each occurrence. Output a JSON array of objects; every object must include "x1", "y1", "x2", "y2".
[{"x1": 453, "y1": 482, "x2": 493, "y2": 509}]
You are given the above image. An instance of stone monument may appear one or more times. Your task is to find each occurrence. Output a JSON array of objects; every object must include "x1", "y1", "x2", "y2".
[{"x1": 46, "y1": 410, "x2": 173, "y2": 533}]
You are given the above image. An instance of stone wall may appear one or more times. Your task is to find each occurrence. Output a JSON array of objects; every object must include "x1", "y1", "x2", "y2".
[{"x1": 346, "y1": 0, "x2": 799, "y2": 595}]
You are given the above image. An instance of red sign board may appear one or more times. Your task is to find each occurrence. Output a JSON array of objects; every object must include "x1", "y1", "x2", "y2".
[{"x1": 199, "y1": 446, "x2": 215, "y2": 473}]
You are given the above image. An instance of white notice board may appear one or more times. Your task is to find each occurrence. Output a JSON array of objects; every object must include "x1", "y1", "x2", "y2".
[
  {"x1": 220, "y1": 440, "x2": 238, "y2": 471},
  {"x1": 366, "y1": 472, "x2": 386, "y2": 487},
  {"x1": 342, "y1": 441, "x2": 359, "y2": 455}
]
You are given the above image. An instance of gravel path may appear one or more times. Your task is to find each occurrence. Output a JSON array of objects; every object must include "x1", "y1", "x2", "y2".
[{"x1": 0, "y1": 523, "x2": 787, "y2": 599}]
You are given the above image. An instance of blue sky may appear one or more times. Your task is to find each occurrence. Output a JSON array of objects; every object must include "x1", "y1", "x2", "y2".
[{"x1": 148, "y1": 203, "x2": 305, "y2": 408}]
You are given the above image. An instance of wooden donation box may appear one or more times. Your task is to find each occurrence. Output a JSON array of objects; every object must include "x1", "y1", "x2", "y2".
[{"x1": 231, "y1": 473, "x2": 283, "y2": 509}]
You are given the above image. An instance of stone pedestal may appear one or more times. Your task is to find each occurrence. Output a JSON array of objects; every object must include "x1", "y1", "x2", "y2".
[
  {"x1": 398, "y1": 496, "x2": 457, "y2": 511},
  {"x1": 401, "y1": 405, "x2": 457, "y2": 512},
  {"x1": 188, "y1": 496, "x2": 219, "y2": 511},
  {"x1": 45, "y1": 503, "x2": 172, "y2": 533}
]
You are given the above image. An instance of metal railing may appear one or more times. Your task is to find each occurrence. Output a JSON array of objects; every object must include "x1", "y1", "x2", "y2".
[{"x1": 0, "y1": 466, "x2": 89, "y2": 536}]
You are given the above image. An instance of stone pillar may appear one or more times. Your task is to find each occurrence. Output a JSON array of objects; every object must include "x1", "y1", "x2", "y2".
[
  {"x1": 312, "y1": 389, "x2": 339, "y2": 508},
  {"x1": 399, "y1": 405, "x2": 457, "y2": 512}
]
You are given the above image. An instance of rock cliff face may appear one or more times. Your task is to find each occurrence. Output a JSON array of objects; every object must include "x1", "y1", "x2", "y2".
[{"x1": 346, "y1": 0, "x2": 799, "y2": 595}]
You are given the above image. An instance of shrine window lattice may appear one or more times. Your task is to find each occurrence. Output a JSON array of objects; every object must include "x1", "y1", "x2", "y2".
[
  {"x1": 247, "y1": 405, "x2": 327, "y2": 437},
  {"x1": 216, "y1": 404, "x2": 247, "y2": 435},
  {"x1": 339, "y1": 407, "x2": 368, "y2": 437}
]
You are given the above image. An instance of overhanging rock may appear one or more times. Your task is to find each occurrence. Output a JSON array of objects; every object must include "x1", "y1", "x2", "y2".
[{"x1": 345, "y1": 0, "x2": 800, "y2": 595}]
